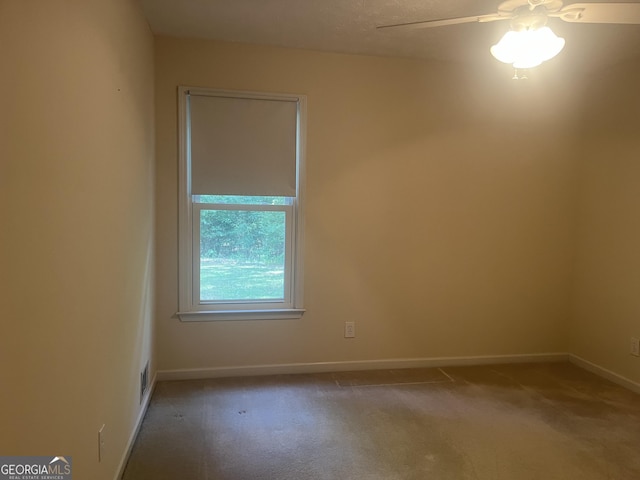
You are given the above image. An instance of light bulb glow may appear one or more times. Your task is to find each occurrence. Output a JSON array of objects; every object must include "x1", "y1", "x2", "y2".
[{"x1": 490, "y1": 26, "x2": 565, "y2": 69}]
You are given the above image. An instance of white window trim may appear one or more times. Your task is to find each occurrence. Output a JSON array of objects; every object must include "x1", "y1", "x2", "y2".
[{"x1": 176, "y1": 87, "x2": 306, "y2": 322}]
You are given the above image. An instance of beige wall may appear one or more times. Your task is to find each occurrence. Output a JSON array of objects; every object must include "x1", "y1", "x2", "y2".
[
  {"x1": 0, "y1": 1, "x2": 154, "y2": 479},
  {"x1": 155, "y1": 36, "x2": 578, "y2": 371},
  {"x1": 570, "y1": 58, "x2": 640, "y2": 384}
]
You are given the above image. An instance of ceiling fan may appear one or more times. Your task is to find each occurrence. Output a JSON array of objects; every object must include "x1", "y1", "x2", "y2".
[{"x1": 377, "y1": 0, "x2": 640, "y2": 78}]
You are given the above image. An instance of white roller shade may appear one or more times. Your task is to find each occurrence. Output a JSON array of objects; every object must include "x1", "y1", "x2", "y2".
[{"x1": 189, "y1": 93, "x2": 298, "y2": 197}]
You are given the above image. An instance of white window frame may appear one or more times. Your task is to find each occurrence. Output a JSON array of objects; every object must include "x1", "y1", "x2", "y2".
[
  {"x1": 192, "y1": 200, "x2": 294, "y2": 308},
  {"x1": 177, "y1": 87, "x2": 306, "y2": 321}
]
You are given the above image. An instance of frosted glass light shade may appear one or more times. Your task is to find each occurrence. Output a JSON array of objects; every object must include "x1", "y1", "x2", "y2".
[{"x1": 490, "y1": 26, "x2": 565, "y2": 69}]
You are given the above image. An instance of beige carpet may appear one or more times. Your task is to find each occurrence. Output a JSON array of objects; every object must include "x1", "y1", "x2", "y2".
[{"x1": 122, "y1": 362, "x2": 640, "y2": 479}]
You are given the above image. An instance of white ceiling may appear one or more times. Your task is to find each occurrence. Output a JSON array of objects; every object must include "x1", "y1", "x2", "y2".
[{"x1": 140, "y1": 0, "x2": 640, "y2": 71}]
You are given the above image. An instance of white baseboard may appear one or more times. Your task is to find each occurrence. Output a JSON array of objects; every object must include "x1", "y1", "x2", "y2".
[
  {"x1": 156, "y1": 352, "x2": 569, "y2": 381},
  {"x1": 569, "y1": 354, "x2": 640, "y2": 395},
  {"x1": 114, "y1": 372, "x2": 157, "y2": 480}
]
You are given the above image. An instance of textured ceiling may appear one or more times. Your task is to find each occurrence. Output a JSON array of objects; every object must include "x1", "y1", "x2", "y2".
[{"x1": 140, "y1": 0, "x2": 640, "y2": 71}]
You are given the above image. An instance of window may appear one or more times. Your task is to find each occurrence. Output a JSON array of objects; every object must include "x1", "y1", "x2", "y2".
[{"x1": 177, "y1": 88, "x2": 306, "y2": 321}]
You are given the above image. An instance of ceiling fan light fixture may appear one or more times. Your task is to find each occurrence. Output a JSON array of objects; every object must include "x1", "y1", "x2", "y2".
[{"x1": 490, "y1": 26, "x2": 565, "y2": 69}]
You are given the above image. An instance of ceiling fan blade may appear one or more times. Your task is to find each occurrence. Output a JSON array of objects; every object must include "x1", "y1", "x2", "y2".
[
  {"x1": 555, "y1": 2, "x2": 640, "y2": 24},
  {"x1": 376, "y1": 13, "x2": 507, "y2": 31}
]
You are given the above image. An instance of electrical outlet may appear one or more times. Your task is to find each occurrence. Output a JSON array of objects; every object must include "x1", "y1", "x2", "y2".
[
  {"x1": 345, "y1": 322, "x2": 355, "y2": 338},
  {"x1": 630, "y1": 338, "x2": 640, "y2": 357},
  {"x1": 98, "y1": 424, "x2": 105, "y2": 462}
]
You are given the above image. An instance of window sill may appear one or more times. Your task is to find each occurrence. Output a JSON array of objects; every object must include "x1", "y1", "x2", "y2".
[{"x1": 177, "y1": 309, "x2": 306, "y2": 322}]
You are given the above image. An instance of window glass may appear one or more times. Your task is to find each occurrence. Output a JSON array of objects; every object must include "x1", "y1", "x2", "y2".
[
  {"x1": 199, "y1": 207, "x2": 286, "y2": 302},
  {"x1": 194, "y1": 195, "x2": 289, "y2": 206}
]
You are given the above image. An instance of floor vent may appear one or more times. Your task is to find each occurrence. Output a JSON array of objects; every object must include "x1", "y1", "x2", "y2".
[{"x1": 140, "y1": 362, "x2": 149, "y2": 403}]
